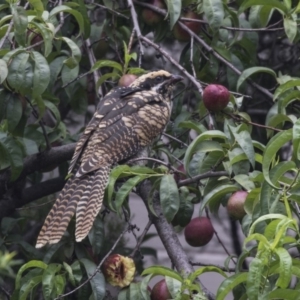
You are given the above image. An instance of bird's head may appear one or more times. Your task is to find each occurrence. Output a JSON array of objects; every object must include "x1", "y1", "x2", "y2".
[{"x1": 130, "y1": 70, "x2": 183, "y2": 98}]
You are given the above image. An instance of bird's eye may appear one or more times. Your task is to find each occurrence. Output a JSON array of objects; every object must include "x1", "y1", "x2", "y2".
[{"x1": 155, "y1": 76, "x2": 163, "y2": 83}]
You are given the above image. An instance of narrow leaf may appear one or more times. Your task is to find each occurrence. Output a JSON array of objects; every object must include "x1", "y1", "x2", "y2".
[
  {"x1": 159, "y1": 174, "x2": 180, "y2": 222},
  {"x1": 203, "y1": 0, "x2": 224, "y2": 31},
  {"x1": 237, "y1": 67, "x2": 276, "y2": 91}
]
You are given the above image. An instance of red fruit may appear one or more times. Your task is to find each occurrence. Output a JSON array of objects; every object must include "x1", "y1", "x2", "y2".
[
  {"x1": 151, "y1": 279, "x2": 171, "y2": 300},
  {"x1": 118, "y1": 74, "x2": 138, "y2": 87},
  {"x1": 142, "y1": 0, "x2": 166, "y2": 26},
  {"x1": 227, "y1": 191, "x2": 248, "y2": 220},
  {"x1": 202, "y1": 84, "x2": 230, "y2": 112},
  {"x1": 173, "y1": 11, "x2": 201, "y2": 42},
  {"x1": 101, "y1": 254, "x2": 136, "y2": 287},
  {"x1": 184, "y1": 217, "x2": 214, "y2": 247}
]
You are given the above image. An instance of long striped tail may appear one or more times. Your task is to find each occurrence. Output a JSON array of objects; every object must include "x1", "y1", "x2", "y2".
[{"x1": 35, "y1": 166, "x2": 110, "y2": 248}]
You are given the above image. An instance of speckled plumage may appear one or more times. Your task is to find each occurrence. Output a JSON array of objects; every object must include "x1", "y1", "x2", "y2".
[{"x1": 36, "y1": 70, "x2": 182, "y2": 248}]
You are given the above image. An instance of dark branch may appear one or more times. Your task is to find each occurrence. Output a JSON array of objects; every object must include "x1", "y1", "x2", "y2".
[
  {"x1": 0, "y1": 177, "x2": 65, "y2": 220},
  {"x1": 137, "y1": 181, "x2": 215, "y2": 300}
]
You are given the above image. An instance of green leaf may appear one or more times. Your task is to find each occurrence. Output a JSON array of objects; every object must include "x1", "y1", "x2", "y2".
[
  {"x1": 31, "y1": 51, "x2": 50, "y2": 97},
  {"x1": 42, "y1": 263, "x2": 61, "y2": 300},
  {"x1": 28, "y1": 0, "x2": 44, "y2": 16},
  {"x1": 238, "y1": 0, "x2": 289, "y2": 15},
  {"x1": 60, "y1": 37, "x2": 82, "y2": 63},
  {"x1": 80, "y1": 258, "x2": 105, "y2": 300},
  {"x1": 63, "y1": 262, "x2": 75, "y2": 286},
  {"x1": 0, "y1": 59, "x2": 8, "y2": 83},
  {"x1": 274, "y1": 79, "x2": 300, "y2": 100},
  {"x1": 293, "y1": 118, "x2": 300, "y2": 162},
  {"x1": 201, "y1": 184, "x2": 238, "y2": 213},
  {"x1": 3, "y1": 136, "x2": 23, "y2": 180},
  {"x1": 44, "y1": 100, "x2": 61, "y2": 129},
  {"x1": 115, "y1": 175, "x2": 146, "y2": 211},
  {"x1": 248, "y1": 214, "x2": 288, "y2": 236},
  {"x1": 189, "y1": 266, "x2": 227, "y2": 283},
  {"x1": 262, "y1": 129, "x2": 293, "y2": 189},
  {"x1": 30, "y1": 20, "x2": 53, "y2": 57},
  {"x1": 203, "y1": 0, "x2": 224, "y2": 31},
  {"x1": 107, "y1": 165, "x2": 132, "y2": 212},
  {"x1": 216, "y1": 272, "x2": 248, "y2": 300},
  {"x1": 267, "y1": 289, "x2": 300, "y2": 300},
  {"x1": 91, "y1": 60, "x2": 122, "y2": 73},
  {"x1": 54, "y1": 274, "x2": 65, "y2": 295},
  {"x1": 237, "y1": 67, "x2": 276, "y2": 91},
  {"x1": 142, "y1": 266, "x2": 183, "y2": 282},
  {"x1": 88, "y1": 215, "x2": 104, "y2": 255},
  {"x1": 171, "y1": 187, "x2": 194, "y2": 227},
  {"x1": 247, "y1": 258, "x2": 263, "y2": 300},
  {"x1": 0, "y1": 141, "x2": 11, "y2": 170},
  {"x1": 12, "y1": 6, "x2": 28, "y2": 46},
  {"x1": 229, "y1": 125, "x2": 255, "y2": 168},
  {"x1": 284, "y1": 16, "x2": 297, "y2": 43},
  {"x1": 165, "y1": 276, "x2": 181, "y2": 299},
  {"x1": 159, "y1": 174, "x2": 180, "y2": 222},
  {"x1": 6, "y1": 52, "x2": 33, "y2": 95},
  {"x1": 19, "y1": 275, "x2": 43, "y2": 300},
  {"x1": 274, "y1": 247, "x2": 292, "y2": 288},
  {"x1": 15, "y1": 260, "x2": 47, "y2": 289},
  {"x1": 6, "y1": 93, "x2": 22, "y2": 133},
  {"x1": 165, "y1": 0, "x2": 181, "y2": 29},
  {"x1": 184, "y1": 130, "x2": 227, "y2": 176},
  {"x1": 50, "y1": 5, "x2": 84, "y2": 34}
]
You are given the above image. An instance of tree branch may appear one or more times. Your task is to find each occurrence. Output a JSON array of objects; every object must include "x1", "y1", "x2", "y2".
[
  {"x1": 0, "y1": 177, "x2": 65, "y2": 220},
  {"x1": 0, "y1": 143, "x2": 75, "y2": 197},
  {"x1": 137, "y1": 181, "x2": 215, "y2": 299}
]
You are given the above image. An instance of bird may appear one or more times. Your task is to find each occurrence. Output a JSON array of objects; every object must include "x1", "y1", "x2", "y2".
[{"x1": 35, "y1": 70, "x2": 183, "y2": 248}]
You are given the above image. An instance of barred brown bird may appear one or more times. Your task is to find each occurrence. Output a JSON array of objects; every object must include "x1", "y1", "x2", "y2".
[{"x1": 36, "y1": 70, "x2": 182, "y2": 248}]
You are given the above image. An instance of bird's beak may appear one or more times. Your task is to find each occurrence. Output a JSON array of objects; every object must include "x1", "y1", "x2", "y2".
[{"x1": 170, "y1": 74, "x2": 183, "y2": 84}]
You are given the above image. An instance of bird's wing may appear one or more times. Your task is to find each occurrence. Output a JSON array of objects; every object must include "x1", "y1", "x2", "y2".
[
  {"x1": 68, "y1": 86, "x2": 142, "y2": 173},
  {"x1": 75, "y1": 90, "x2": 171, "y2": 177}
]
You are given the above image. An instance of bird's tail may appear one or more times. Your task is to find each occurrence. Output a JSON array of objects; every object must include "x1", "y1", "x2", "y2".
[
  {"x1": 75, "y1": 166, "x2": 110, "y2": 241},
  {"x1": 35, "y1": 166, "x2": 110, "y2": 248}
]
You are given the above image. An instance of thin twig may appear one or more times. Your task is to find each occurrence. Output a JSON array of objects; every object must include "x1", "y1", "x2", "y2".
[
  {"x1": 178, "y1": 170, "x2": 229, "y2": 187},
  {"x1": 134, "y1": 0, "x2": 274, "y2": 100},
  {"x1": 128, "y1": 29, "x2": 135, "y2": 54},
  {"x1": 162, "y1": 132, "x2": 188, "y2": 147},
  {"x1": 127, "y1": 156, "x2": 177, "y2": 172},
  {"x1": 130, "y1": 219, "x2": 153, "y2": 258},
  {"x1": 84, "y1": 38, "x2": 103, "y2": 100},
  {"x1": 90, "y1": 2, "x2": 129, "y2": 19},
  {"x1": 224, "y1": 112, "x2": 282, "y2": 132},
  {"x1": 25, "y1": 97, "x2": 51, "y2": 150},
  {"x1": 140, "y1": 35, "x2": 203, "y2": 95},
  {"x1": 127, "y1": 0, "x2": 144, "y2": 66},
  {"x1": 0, "y1": 19, "x2": 14, "y2": 49},
  {"x1": 61, "y1": 71, "x2": 91, "y2": 88},
  {"x1": 189, "y1": 261, "x2": 243, "y2": 272},
  {"x1": 55, "y1": 226, "x2": 129, "y2": 299},
  {"x1": 15, "y1": 198, "x2": 55, "y2": 210},
  {"x1": 205, "y1": 209, "x2": 236, "y2": 265},
  {"x1": 0, "y1": 285, "x2": 11, "y2": 300},
  {"x1": 177, "y1": 20, "x2": 274, "y2": 100},
  {"x1": 190, "y1": 36, "x2": 196, "y2": 78}
]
